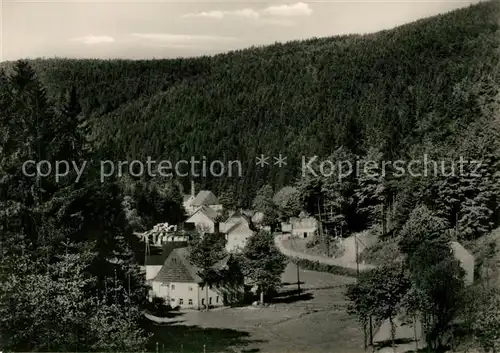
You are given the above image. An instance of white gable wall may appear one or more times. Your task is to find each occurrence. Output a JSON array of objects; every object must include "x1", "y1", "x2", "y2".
[
  {"x1": 186, "y1": 211, "x2": 215, "y2": 233},
  {"x1": 226, "y1": 221, "x2": 254, "y2": 252}
]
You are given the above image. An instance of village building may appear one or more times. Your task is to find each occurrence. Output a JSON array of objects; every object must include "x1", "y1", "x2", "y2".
[
  {"x1": 221, "y1": 210, "x2": 255, "y2": 253},
  {"x1": 185, "y1": 205, "x2": 221, "y2": 235},
  {"x1": 280, "y1": 211, "x2": 318, "y2": 239},
  {"x1": 150, "y1": 247, "x2": 241, "y2": 309},
  {"x1": 182, "y1": 181, "x2": 223, "y2": 216},
  {"x1": 290, "y1": 216, "x2": 318, "y2": 239},
  {"x1": 143, "y1": 241, "x2": 189, "y2": 281}
]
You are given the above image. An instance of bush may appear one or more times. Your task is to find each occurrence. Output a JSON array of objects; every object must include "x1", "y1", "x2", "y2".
[
  {"x1": 305, "y1": 238, "x2": 319, "y2": 249},
  {"x1": 287, "y1": 256, "x2": 362, "y2": 277},
  {"x1": 146, "y1": 297, "x2": 172, "y2": 316}
]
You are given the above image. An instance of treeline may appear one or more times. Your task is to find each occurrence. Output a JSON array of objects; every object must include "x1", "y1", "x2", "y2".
[
  {"x1": 1, "y1": 1, "x2": 497, "y2": 207},
  {"x1": 0, "y1": 62, "x2": 157, "y2": 351}
]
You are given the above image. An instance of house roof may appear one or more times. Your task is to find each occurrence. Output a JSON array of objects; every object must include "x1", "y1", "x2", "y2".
[
  {"x1": 145, "y1": 241, "x2": 189, "y2": 266},
  {"x1": 186, "y1": 205, "x2": 219, "y2": 222},
  {"x1": 221, "y1": 210, "x2": 255, "y2": 234},
  {"x1": 154, "y1": 247, "x2": 201, "y2": 283},
  {"x1": 154, "y1": 247, "x2": 231, "y2": 284},
  {"x1": 191, "y1": 190, "x2": 220, "y2": 206},
  {"x1": 226, "y1": 209, "x2": 252, "y2": 224}
]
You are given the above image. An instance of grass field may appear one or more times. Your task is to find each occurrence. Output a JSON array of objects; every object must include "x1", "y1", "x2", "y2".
[{"x1": 147, "y1": 263, "x2": 363, "y2": 353}]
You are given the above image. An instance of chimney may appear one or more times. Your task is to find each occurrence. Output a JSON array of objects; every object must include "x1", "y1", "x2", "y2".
[{"x1": 191, "y1": 180, "x2": 195, "y2": 197}]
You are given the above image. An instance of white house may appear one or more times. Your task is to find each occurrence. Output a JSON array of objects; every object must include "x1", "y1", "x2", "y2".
[
  {"x1": 281, "y1": 222, "x2": 292, "y2": 233},
  {"x1": 150, "y1": 247, "x2": 239, "y2": 309},
  {"x1": 290, "y1": 216, "x2": 318, "y2": 239},
  {"x1": 185, "y1": 205, "x2": 220, "y2": 235},
  {"x1": 221, "y1": 210, "x2": 255, "y2": 253}
]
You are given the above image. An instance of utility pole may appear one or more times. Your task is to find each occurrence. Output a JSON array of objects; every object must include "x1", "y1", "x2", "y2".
[
  {"x1": 355, "y1": 234, "x2": 359, "y2": 277},
  {"x1": 296, "y1": 260, "x2": 301, "y2": 295},
  {"x1": 291, "y1": 234, "x2": 301, "y2": 295},
  {"x1": 317, "y1": 198, "x2": 325, "y2": 253}
]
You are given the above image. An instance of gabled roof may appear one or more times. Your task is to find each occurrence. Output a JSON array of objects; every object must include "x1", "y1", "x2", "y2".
[
  {"x1": 225, "y1": 218, "x2": 254, "y2": 235},
  {"x1": 226, "y1": 209, "x2": 252, "y2": 224},
  {"x1": 186, "y1": 205, "x2": 219, "y2": 222},
  {"x1": 145, "y1": 241, "x2": 189, "y2": 266},
  {"x1": 191, "y1": 190, "x2": 220, "y2": 206},
  {"x1": 154, "y1": 247, "x2": 231, "y2": 284},
  {"x1": 154, "y1": 247, "x2": 201, "y2": 283}
]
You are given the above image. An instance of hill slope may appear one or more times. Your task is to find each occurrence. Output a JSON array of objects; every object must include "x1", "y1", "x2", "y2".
[{"x1": 6, "y1": 1, "x2": 500, "y2": 206}]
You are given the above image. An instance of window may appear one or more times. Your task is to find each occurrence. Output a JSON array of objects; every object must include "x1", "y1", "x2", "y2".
[
  {"x1": 201, "y1": 299, "x2": 205, "y2": 305},
  {"x1": 170, "y1": 298, "x2": 175, "y2": 302},
  {"x1": 304, "y1": 232, "x2": 307, "y2": 238},
  {"x1": 216, "y1": 296, "x2": 219, "y2": 303},
  {"x1": 188, "y1": 286, "x2": 193, "y2": 291},
  {"x1": 209, "y1": 297, "x2": 212, "y2": 305},
  {"x1": 171, "y1": 284, "x2": 175, "y2": 290},
  {"x1": 179, "y1": 299, "x2": 184, "y2": 305},
  {"x1": 188, "y1": 299, "x2": 193, "y2": 305}
]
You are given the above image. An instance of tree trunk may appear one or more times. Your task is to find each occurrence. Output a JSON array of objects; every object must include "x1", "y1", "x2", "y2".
[
  {"x1": 205, "y1": 284, "x2": 209, "y2": 311},
  {"x1": 382, "y1": 202, "x2": 387, "y2": 236},
  {"x1": 259, "y1": 285, "x2": 264, "y2": 305},
  {"x1": 369, "y1": 315, "x2": 373, "y2": 346},
  {"x1": 363, "y1": 320, "x2": 367, "y2": 351},
  {"x1": 389, "y1": 316, "x2": 396, "y2": 353},
  {"x1": 413, "y1": 314, "x2": 418, "y2": 352}
]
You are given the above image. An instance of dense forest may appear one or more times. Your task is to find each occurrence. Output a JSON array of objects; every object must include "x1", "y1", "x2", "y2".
[
  {"x1": 1, "y1": 1, "x2": 500, "y2": 351},
  {"x1": 1, "y1": 1, "x2": 498, "y2": 208}
]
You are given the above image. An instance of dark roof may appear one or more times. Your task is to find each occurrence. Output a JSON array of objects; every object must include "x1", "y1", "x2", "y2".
[
  {"x1": 154, "y1": 247, "x2": 231, "y2": 284},
  {"x1": 145, "y1": 242, "x2": 189, "y2": 266},
  {"x1": 191, "y1": 190, "x2": 220, "y2": 206},
  {"x1": 187, "y1": 205, "x2": 219, "y2": 221},
  {"x1": 154, "y1": 247, "x2": 201, "y2": 283},
  {"x1": 223, "y1": 210, "x2": 256, "y2": 234},
  {"x1": 226, "y1": 209, "x2": 251, "y2": 223}
]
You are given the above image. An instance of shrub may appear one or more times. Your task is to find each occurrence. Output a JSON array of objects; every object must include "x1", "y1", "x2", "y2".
[{"x1": 287, "y1": 256, "x2": 361, "y2": 277}]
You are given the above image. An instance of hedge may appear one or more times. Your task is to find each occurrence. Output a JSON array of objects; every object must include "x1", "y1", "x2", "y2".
[{"x1": 287, "y1": 256, "x2": 370, "y2": 277}]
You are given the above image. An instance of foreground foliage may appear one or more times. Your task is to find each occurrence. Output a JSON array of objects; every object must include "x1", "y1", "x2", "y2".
[{"x1": 0, "y1": 61, "x2": 150, "y2": 351}]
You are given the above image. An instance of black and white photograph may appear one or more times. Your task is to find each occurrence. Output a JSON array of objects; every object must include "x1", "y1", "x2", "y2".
[{"x1": 0, "y1": 0, "x2": 499, "y2": 352}]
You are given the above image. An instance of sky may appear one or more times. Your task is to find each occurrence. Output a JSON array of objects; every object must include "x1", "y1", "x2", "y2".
[{"x1": 0, "y1": 0, "x2": 483, "y2": 61}]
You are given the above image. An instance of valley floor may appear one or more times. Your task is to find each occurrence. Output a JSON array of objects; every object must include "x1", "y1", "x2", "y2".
[{"x1": 148, "y1": 263, "x2": 363, "y2": 353}]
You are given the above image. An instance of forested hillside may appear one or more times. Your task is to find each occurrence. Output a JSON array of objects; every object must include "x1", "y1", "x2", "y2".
[
  {"x1": 2, "y1": 1, "x2": 499, "y2": 209},
  {"x1": 1, "y1": 2, "x2": 500, "y2": 351}
]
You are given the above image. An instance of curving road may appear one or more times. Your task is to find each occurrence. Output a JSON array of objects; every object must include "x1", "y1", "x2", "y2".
[{"x1": 274, "y1": 233, "x2": 375, "y2": 271}]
